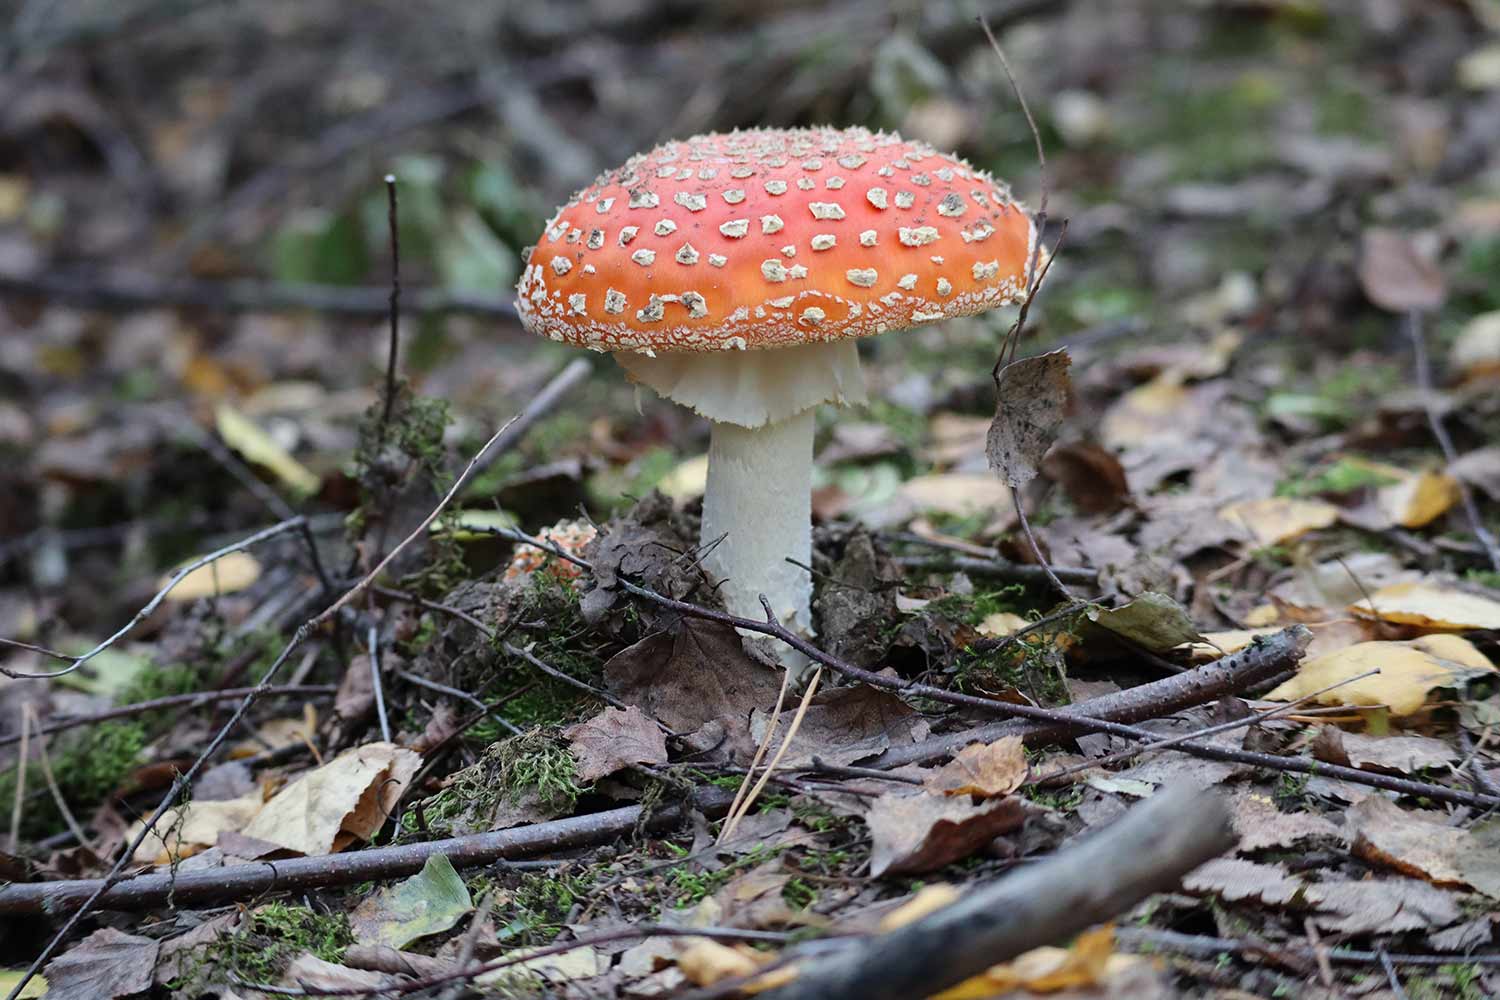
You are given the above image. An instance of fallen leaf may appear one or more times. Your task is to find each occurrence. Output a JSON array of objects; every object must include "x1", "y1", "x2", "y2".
[
  {"x1": 1452, "y1": 311, "x2": 1500, "y2": 382},
  {"x1": 877, "y1": 884, "x2": 963, "y2": 930},
  {"x1": 924, "y1": 413, "x2": 991, "y2": 467},
  {"x1": 749, "y1": 684, "x2": 929, "y2": 768},
  {"x1": 976, "y1": 611, "x2": 1029, "y2": 637},
  {"x1": 1041, "y1": 441, "x2": 1130, "y2": 514},
  {"x1": 1181, "y1": 627, "x2": 1284, "y2": 660},
  {"x1": 215, "y1": 402, "x2": 320, "y2": 496},
  {"x1": 280, "y1": 954, "x2": 399, "y2": 993},
  {"x1": 1451, "y1": 446, "x2": 1500, "y2": 501},
  {"x1": 888, "y1": 473, "x2": 1011, "y2": 521},
  {"x1": 1228, "y1": 791, "x2": 1341, "y2": 853},
  {"x1": 675, "y1": 940, "x2": 795, "y2": 992},
  {"x1": 350, "y1": 854, "x2": 473, "y2": 949},
  {"x1": 987, "y1": 350, "x2": 1072, "y2": 488},
  {"x1": 932, "y1": 924, "x2": 1123, "y2": 1000},
  {"x1": 241, "y1": 742, "x2": 421, "y2": 855},
  {"x1": 1183, "y1": 858, "x2": 1303, "y2": 905},
  {"x1": 1265, "y1": 636, "x2": 1494, "y2": 716},
  {"x1": 0, "y1": 973, "x2": 46, "y2": 999},
  {"x1": 161, "y1": 551, "x2": 262, "y2": 601},
  {"x1": 1350, "y1": 581, "x2": 1500, "y2": 630},
  {"x1": 154, "y1": 912, "x2": 242, "y2": 986},
  {"x1": 1357, "y1": 228, "x2": 1447, "y2": 313},
  {"x1": 924, "y1": 737, "x2": 1028, "y2": 798},
  {"x1": 1099, "y1": 375, "x2": 1191, "y2": 451},
  {"x1": 1459, "y1": 42, "x2": 1500, "y2": 89},
  {"x1": 605, "y1": 619, "x2": 781, "y2": 733},
  {"x1": 1305, "y1": 877, "x2": 1462, "y2": 934},
  {"x1": 1348, "y1": 796, "x2": 1500, "y2": 898},
  {"x1": 564, "y1": 705, "x2": 668, "y2": 782},
  {"x1": 478, "y1": 944, "x2": 603, "y2": 986},
  {"x1": 658, "y1": 454, "x2": 709, "y2": 501},
  {"x1": 42, "y1": 927, "x2": 159, "y2": 1000},
  {"x1": 1312, "y1": 728, "x2": 1459, "y2": 775},
  {"x1": 1087, "y1": 592, "x2": 1204, "y2": 652},
  {"x1": 865, "y1": 791, "x2": 1026, "y2": 877},
  {"x1": 1218, "y1": 497, "x2": 1339, "y2": 546},
  {"x1": 1376, "y1": 469, "x2": 1461, "y2": 528},
  {"x1": 128, "y1": 787, "x2": 266, "y2": 864}
]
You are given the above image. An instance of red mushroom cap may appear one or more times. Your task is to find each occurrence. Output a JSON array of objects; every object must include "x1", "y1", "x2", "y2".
[{"x1": 516, "y1": 126, "x2": 1034, "y2": 354}]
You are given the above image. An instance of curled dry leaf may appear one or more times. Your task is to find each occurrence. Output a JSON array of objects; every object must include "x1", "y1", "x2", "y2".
[
  {"x1": 1265, "y1": 635, "x2": 1494, "y2": 716},
  {"x1": 676, "y1": 940, "x2": 795, "y2": 992},
  {"x1": 923, "y1": 736, "x2": 1028, "y2": 798},
  {"x1": 1348, "y1": 796, "x2": 1500, "y2": 899},
  {"x1": 1375, "y1": 468, "x2": 1461, "y2": 528},
  {"x1": 564, "y1": 705, "x2": 669, "y2": 782},
  {"x1": 987, "y1": 350, "x2": 1072, "y2": 488},
  {"x1": 865, "y1": 790, "x2": 1027, "y2": 877},
  {"x1": 1218, "y1": 497, "x2": 1339, "y2": 546},
  {"x1": 128, "y1": 787, "x2": 266, "y2": 864},
  {"x1": 1311, "y1": 727, "x2": 1459, "y2": 776},
  {"x1": 1357, "y1": 228, "x2": 1447, "y2": 313},
  {"x1": 930, "y1": 925, "x2": 1128, "y2": 1000},
  {"x1": 1349, "y1": 580, "x2": 1500, "y2": 630},
  {"x1": 1040, "y1": 440, "x2": 1129, "y2": 514},
  {"x1": 239, "y1": 741, "x2": 421, "y2": 855}
]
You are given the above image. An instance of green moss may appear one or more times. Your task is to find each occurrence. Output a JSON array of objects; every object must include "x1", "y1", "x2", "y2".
[
  {"x1": 0, "y1": 720, "x2": 148, "y2": 841},
  {"x1": 507, "y1": 867, "x2": 597, "y2": 942},
  {"x1": 1277, "y1": 457, "x2": 1401, "y2": 497},
  {"x1": 493, "y1": 730, "x2": 585, "y2": 813},
  {"x1": 206, "y1": 903, "x2": 352, "y2": 985}
]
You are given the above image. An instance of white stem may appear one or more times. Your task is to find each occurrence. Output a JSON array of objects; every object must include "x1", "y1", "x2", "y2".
[{"x1": 701, "y1": 408, "x2": 815, "y2": 641}]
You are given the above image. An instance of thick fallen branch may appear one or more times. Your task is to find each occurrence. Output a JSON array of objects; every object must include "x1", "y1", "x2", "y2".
[
  {"x1": 760, "y1": 784, "x2": 1234, "y2": 1000},
  {"x1": 0, "y1": 788, "x2": 734, "y2": 916}
]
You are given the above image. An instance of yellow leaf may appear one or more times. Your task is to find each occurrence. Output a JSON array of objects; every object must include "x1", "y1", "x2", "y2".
[
  {"x1": 240, "y1": 742, "x2": 420, "y2": 855},
  {"x1": 1452, "y1": 311, "x2": 1500, "y2": 381},
  {"x1": 1376, "y1": 470, "x2": 1461, "y2": 528},
  {"x1": 215, "y1": 403, "x2": 320, "y2": 496},
  {"x1": 1218, "y1": 498, "x2": 1339, "y2": 546},
  {"x1": 659, "y1": 454, "x2": 709, "y2": 501},
  {"x1": 128, "y1": 788, "x2": 266, "y2": 864},
  {"x1": 1265, "y1": 637, "x2": 1495, "y2": 716},
  {"x1": 878, "y1": 884, "x2": 963, "y2": 931},
  {"x1": 160, "y1": 551, "x2": 262, "y2": 601},
  {"x1": 1100, "y1": 375, "x2": 1189, "y2": 449},
  {"x1": 977, "y1": 612, "x2": 1029, "y2": 637},
  {"x1": 0, "y1": 971, "x2": 46, "y2": 998},
  {"x1": 932, "y1": 924, "x2": 1119, "y2": 999},
  {"x1": 676, "y1": 941, "x2": 796, "y2": 993},
  {"x1": 1350, "y1": 581, "x2": 1500, "y2": 630}
]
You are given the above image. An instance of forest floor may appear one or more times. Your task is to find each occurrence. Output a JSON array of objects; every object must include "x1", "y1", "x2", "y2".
[{"x1": 3, "y1": 1, "x2": 1500, "y2": 998}]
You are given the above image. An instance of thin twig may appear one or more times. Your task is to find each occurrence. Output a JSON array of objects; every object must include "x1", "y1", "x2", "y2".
[
  {"x1": 1, "y1": 517, "x2": 307, "y2": 680},
  {"x1": 22, "y1": 704, "x2": 95, "y2": 856},
  {"x1": 7, "y1": 708, "x2": 28, "y2": 854},
  {"x1": 368, "y1": 623, "x2": 392, "y2": 744},
  {"x1": 396, "y1": 670, "x2": 522, "y2": 737},
  {"x1": 1379, "y1": 948, "x2": 1411, "y2": 1000},
  {"x1": 1407, "y1": 310, "x2": 1500, "y2": 572},
  {"x1": 1114, "y1": 927, "x2": 1500, "y2": 968},
  {"x1": 380, "y1": 174, "x2": 402, "y2": 433},
  {"x1": 0, "y1": 685, "x2": 336, "y2": 750}
]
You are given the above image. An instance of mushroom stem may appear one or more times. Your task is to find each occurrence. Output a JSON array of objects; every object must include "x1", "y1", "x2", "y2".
[{"x1": 701, "y1": 407, "x2": 815, "y2": 646}]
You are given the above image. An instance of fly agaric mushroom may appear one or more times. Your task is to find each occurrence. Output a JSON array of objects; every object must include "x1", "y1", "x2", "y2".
[{"x1": 516, "y1": 126, "x2": 1033, "y2": 653}]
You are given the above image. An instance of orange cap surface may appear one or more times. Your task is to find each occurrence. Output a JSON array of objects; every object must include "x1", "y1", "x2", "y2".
[{"x1": 516, "y1": 127, "x2": 1033, "y2": 353}]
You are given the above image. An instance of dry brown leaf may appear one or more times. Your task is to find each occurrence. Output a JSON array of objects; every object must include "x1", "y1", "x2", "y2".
[
  {"x1": 1041, "y1": 441, "x2": 1130, "y2": 514},
  {"x1": 605, "y1": 619, "x2": 782, "y2": 733},
  {"x1": 1350, "y1": 581, "x2": 1500, "y2": 630},
  {"x1": 1313, "y1": 728, "x2": 1459, "y2": 775},
  {"x1": 925, "y1": 413, "x2": 991, "y2": 467},
  {"x1": 1228, "y1": 792, "x2": 1341, "y2": 853},
  {"x1": 42, "y1": 928, "x2": 159, "y2": 1000},
  {"x1": 1182, "y1": 858, "x2": 1304, "y2": 905},
  {"x1": 923, "y1": 737, "x2": 1028, "y2": 799},
  {"x1": 1265, "y1": 636, "x2": 1494, "y2": 716},
  {"x1": 988, "y1": 350, "x2": 1072, "y2": 488},
  {"x1": 128, "y1": 787, "x2": 266, "y2": 864},
  {"x1": 1218, "y1": 497, "x2": 1339, "y2": 546},
  {"x1": 240, "y1": 742, "x2": 420, "y2": 855},
  {"x1": 1305, "y1": 877, "x2": 1462, "y2": 934},
  {"x1": 563, "y1": 705, "x2": 668, "y2": 782},
  {"x1": 864, "y1": 791, "x2": 1026, "y2": 877},
  {"x1": 1347, "y1": 797, "x2": 1478, "y2": 889},
  {"x1": 1357, "y1": 228, "x2": 1447, "y2": 312},
  {"x1": 1099, "y1": 375, "x2": 1190, "y2": 450},
  {"x1": 161, "y1": 551, "x2": 262, "y2": 601},
  {"x1": 279, "y1": 955, "x2": 399, "y2": 994}
]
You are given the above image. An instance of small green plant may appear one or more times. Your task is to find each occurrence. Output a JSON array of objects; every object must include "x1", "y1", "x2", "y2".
[
  {"x1": 782, "y1": 877, "x2": 817, "y2": 909},
  {"x1": 510, "y1": 867, "x2": 596, "y2": 941},
  {"x1": 1277, "y1": 457, "x2": 1401, "y2": 498},
  {"x1": 493, "y1": 731, "x2": 585, "y2": 812},
  {"x1": 207, "y1": 902, "x2": 352, "y2": 985}
]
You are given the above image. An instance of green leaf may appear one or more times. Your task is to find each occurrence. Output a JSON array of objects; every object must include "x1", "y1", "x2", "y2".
[
  {"x1": 1087, "y1": 593, "x2": 1203, "y2": 653},
  {"x1": 349, "y1": 854, "x2": 473, "y2": 950}
]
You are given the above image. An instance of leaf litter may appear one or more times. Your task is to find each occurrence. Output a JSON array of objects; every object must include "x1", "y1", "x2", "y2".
[{"x1": 6, "y1": 4, "x2": 1500, "y2": 999}]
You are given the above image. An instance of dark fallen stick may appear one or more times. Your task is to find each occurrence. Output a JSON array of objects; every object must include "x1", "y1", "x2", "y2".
[
  {"x1": 867, "y1": 627, "x2": 1311, "y2": 769},
  {"x1": 893, "y1": 554, "x2": 1096, "y2": 587},
  {"x1": 1114, "y1": 927, "x2": 1500, "y2": 968},
  {"x1": 760, "y1": 785, "x2": 1234, "y2": 1000},
  {"x1": 0, "y1": 268, "x2": 519, "y2": 322},
  {"x1": 0, "y1": 788, "x2": 735, "y2": 916}
]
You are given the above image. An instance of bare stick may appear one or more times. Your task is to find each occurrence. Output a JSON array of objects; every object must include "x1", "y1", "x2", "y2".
[
  {"x1": 720, "y1": 650, "x2": 796, "y2": 844},
  {"x1": 380, "y1": 174, "x2": 402, "y2": 432},
  {"x1": 0, "y1": 685, "x2": 335, "y2": 750},
  {"x1": 396, "y1": 670, "x2": 522, "y2": 737},
  {"x1": 1115, "y1": 927, "x2": 1500, "y2": 968},
  {"x1": 23, "y1": 704, "x2": 95, "y2": 855},
  {"x1": 760, "y1": 785, "x2": 1233, "y2": 1000},
  {"x1": 1, "y1": 516, "x2": 307, "y2": 680},
  {"x1": 0, "y1": 267, "x2": 519, "y2": 321},
  {"x1": 1407, "y1": 310, "x2": 1500, "y2": 572},
  {"x1": 0, "y1": 788, "x2": 736, "y2": 915},
  {"x1": 368, "y1": 624, "x2": 392, "y2": 744},
  {"x1": 7, "y1": 708, "x2": 28, "y2": 854}
]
